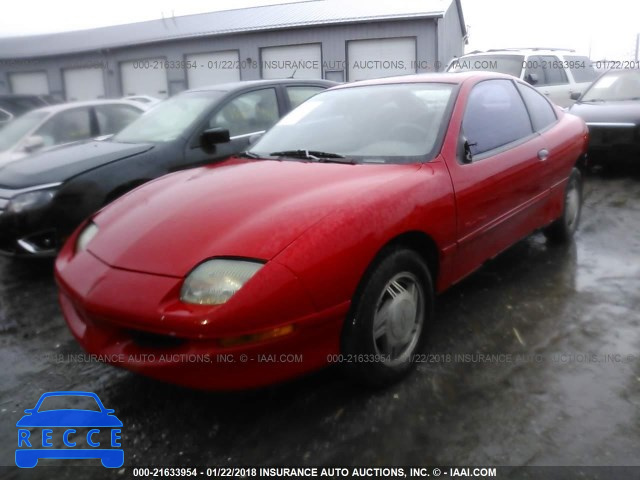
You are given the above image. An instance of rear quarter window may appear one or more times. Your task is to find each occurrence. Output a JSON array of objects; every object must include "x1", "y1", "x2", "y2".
[
  {"x1": 516, "y1": 83, "x2": 557, "y2": 131},
  {"x1": 539, "y1": 56, "x2": 569, "y2": 85},
  {"x1": 565, "y1": 56, "x2": 597, "y2": 83}
]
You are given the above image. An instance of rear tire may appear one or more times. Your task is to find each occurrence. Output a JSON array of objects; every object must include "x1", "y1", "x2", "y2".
[
  {"x1": 544, "y1": 168, "x2": 582, "y2": 243},
  {"x1": 341, "y1": 248, "x2": 434, "y2": 387}
]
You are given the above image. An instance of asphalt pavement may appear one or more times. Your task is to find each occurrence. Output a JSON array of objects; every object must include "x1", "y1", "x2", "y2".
[{"x1": 1, "y1": 169, "x2": 639, "y2": 479}]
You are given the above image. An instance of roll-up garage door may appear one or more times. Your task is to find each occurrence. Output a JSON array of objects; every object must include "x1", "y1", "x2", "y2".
[
  {"x1": 120, "y1": 59, "x2": 169, "y2": 99},
  {"x1": 9, "y1": 72, "x2": 49, "y2": 95},
  {"x1": 64, "y1": 67, "x2": 105, "y2": 101},
  {"x1": 186, "y1": 51, "x2": 241, "y2": 88},
  {"x1": 347, "y1": 38, "x2": 416, "y2": 81},
  {"x1": 261, "y1": 44, "x2": 322, "y2": 80}
]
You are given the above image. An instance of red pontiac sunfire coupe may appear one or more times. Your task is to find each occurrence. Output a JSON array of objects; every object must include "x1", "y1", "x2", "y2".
[{"x1": 55, "y1": 72, "x2": 588, "y2": 390}]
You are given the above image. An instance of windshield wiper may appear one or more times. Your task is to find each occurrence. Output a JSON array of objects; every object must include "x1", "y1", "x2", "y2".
[
  {"x1": 269, "y1": 149, "x2": 355, "y2": 164},
  {"x1": 238, "y1": 150, "x2": 261, "y2": 159}
]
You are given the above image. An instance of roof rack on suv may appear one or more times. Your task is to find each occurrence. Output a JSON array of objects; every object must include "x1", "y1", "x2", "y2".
[{"x1": 484, "y1": 48, "x2": 576, "y2": 53}]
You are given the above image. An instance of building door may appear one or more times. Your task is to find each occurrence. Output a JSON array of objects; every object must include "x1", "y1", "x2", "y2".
[
  {"x1": 347, "y1": 37, "x2": 416, "y2": 81},
  {"x1": 64, "y1": 67, "x2": 105, "y2": 101},
  {"x1": 120, "y1": 59, "x2": 169, "y2": 99},
  {"x1": 261, "y1": 44, "x2": 322, "y2": 79},
  {"x1": 186, "y1": 51, "x2": 241, "y2": 88},
  {"x1": 9, "y1": 72, "x2": 49, "y2": 95}
]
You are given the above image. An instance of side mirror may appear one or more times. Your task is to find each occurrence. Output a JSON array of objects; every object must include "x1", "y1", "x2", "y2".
[
  {"x1": 200, "y1": 127, "x2": 230, "y2": 153},
  {"x1": 570, "y1": 91, "x2": 581, "y2": 101},
  {"x1": 458, "y1": 135, "x2": 475, "y2": 164},
  {"x1": 525, "y1": 73, "x2": 539, "y2": 86},
  {"x1": 22, "y1": 135, "x2": 45, "y2": 153}
]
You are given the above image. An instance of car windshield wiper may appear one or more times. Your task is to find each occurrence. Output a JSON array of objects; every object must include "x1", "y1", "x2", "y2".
[
  {"x1": 238, "y1": 150, "x2": 261, "y2": 159},
  {"x1": 269, "y1": 149, "x2": 355, "y2": 164}
]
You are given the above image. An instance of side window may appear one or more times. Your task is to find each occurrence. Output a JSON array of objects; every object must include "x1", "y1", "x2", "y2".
[
  {"x1": 286, "y1": 86, "x2": 325, "y2": 109},
  {"x1": 565, "y1": 55, "x2": 597, "y2": 83},
  {"x1": 95, "y1": 105, "x2": 143, "y2": 135},
  {"x1": 462, "y1": 80, "x2": 533, "y2": 157},
  {"x1": 210, "y1": 88, "x2": 279, "y2": 137},
  {"x1": 35, "y1": 108, "x2": 92, "y2": 146},
  {"x1": 540, "y1": 56, "x2": 568, "y2": 85},
  {"x1": 524, "y1": 55, "x2": 545, "y2": 86},
  {"x1": 516, "y1": 83, "x2": 557, "y2": 131}
]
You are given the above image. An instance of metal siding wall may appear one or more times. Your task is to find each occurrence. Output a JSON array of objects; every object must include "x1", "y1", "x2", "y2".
[
  {"x1": 0, "y1": 18, "x2": 448, "y2": 97},
  {"x1": 438, "y1": 2, "x2": 464, "y2": 70}
]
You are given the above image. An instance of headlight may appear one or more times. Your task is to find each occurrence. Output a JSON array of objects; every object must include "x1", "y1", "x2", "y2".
[
  {"x1": 180, "y1": 259, "x2": 264, "y2": 305},
  {"x1": 76, "y1": 222, "x2": 99, "y2": 252},
  {"x1": 7, "y1": 189, "x2": 56, "y2": 214}
]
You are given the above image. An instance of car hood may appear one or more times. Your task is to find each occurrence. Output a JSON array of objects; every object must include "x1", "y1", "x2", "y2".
[
  {"x1": 88, "y1": 158, "x2": 419, "y2": 277},
  {"x1": 569, "y1": 101, "x2": 640, "y2": 125},
  {"x1": 0, "y1": 140, "x2": 154, "y2": 189},
  {"x1": 16, "y1": 410, "x2": 123, "y2": 427}
]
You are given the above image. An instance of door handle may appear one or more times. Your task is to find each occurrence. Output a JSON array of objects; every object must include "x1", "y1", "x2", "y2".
[{"x1": 538, "y1": 149, "x2": 549, "y2": 161}]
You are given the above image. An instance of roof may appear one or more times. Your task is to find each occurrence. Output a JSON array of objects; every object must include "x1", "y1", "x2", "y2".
[
  {"x1": 332, "y1": 71, "x2": 518, "y2": 89},
  {"x1": 34, "y1": 99, "x2": 147, "y2": 114},
  {"x1": 185, "y1": 78, "x2": 338, "y2": 93},
  {"x1": 0, "y1": 0, "x2": 465, "y2": 59}
]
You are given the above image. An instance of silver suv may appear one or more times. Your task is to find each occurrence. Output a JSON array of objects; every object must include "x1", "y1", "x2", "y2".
[{"x1": 447, "y1": 48, "x2": 597, "y2": 107}]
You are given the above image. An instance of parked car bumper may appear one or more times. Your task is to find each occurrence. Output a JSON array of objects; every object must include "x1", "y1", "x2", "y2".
[
  {"x1": 0, "y1": 204, "x2": 60, "y2": 257},
  {"x1": 55, "y1": 246, "x2": 347, "y2": 390},
  {"x1": 586, "y1": 123, "x2": 640, "y2": 165}
]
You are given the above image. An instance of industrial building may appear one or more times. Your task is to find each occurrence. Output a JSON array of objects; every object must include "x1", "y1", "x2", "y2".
[{"x1": 0, "y1": 0, "x2": 466, "y2": 101}]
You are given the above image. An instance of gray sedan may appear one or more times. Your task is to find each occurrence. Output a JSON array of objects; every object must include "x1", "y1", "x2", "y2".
[{"x1": 0, "y1": 99, "x2": 146, "y2": 167}]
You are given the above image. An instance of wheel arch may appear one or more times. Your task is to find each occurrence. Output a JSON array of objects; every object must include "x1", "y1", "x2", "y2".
[
  {"x1": 382, "y1": 230, "x2": 440, "y2": 285},
  {"x1": 104, "y1": 179, "x2": 152, "y2": 205},
  {"x1": 348, "y1": 230, "x2": 441, "y2": 313}
]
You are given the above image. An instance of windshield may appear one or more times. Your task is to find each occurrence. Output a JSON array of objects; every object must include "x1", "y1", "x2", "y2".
[
  {"x1": 113, "y1": 92, "x2": 221, "y2": 143},
  {"x1": 251, "y1": 83, "x2": 456, "y2": 164},
  {"x1": 448, "y1": 55, "x2": 524, "y2": 78},
  {"x1": 0, "y1": 110, "x2": 48, "y2": 152},
  {"x1": 581, "y1": 70, "x2": 640, "y2": 102}
]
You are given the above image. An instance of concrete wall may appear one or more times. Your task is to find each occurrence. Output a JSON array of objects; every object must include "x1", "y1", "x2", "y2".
[{"x1": 0, "y1": 18, "x2": 445, "y2": 98}]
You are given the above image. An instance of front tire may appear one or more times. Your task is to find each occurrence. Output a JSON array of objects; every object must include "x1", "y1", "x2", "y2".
[
  {"x1": 544, "y1": 168, "x2": 583, "y2": 243},
  {"x1": 341, "y1": 248, "x2": 434, "y2": 387}
]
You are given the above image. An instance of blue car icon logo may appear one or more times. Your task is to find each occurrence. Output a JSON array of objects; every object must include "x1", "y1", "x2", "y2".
[{"x1": 16, "y1": 391, "x2": 123, "y2": 468}]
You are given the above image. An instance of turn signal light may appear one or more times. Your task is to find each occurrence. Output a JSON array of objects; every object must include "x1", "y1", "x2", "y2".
[{"x1": 217, "y1": 325, "x2": 294, "y2": 348}]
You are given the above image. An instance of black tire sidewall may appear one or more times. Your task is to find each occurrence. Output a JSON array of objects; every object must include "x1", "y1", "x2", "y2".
[
  {"x1": 546, "y1": 167, "x2": 583, "y2": 243},
  {"x1": 561, "y1": 168, "x2": 583, "y2": 238},
  {"x1": 341, "y1": 248, "x2": 434, "y2": 387}
]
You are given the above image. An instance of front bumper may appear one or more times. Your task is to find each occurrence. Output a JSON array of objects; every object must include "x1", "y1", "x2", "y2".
[
  {"x1": 55, "y1": 249, "x2": 347, "y2": 390},
  {"x1": 586, "y1": 123, "x2": 640, "y2": 165},
  {"x1": 0, "y1": 188, "x2": 59, "y2": 257}
]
